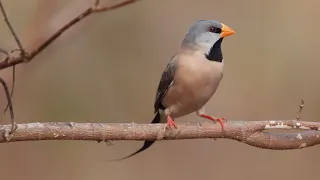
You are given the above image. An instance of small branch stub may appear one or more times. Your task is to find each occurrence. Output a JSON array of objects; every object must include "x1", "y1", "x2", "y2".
[{"x1": 296, "y1": 99, "x2": 304, "y2": 121}]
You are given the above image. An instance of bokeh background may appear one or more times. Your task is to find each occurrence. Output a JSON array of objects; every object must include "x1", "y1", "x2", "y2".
[{"x1": 0, "y1": 0, "x2": 320, "y2": 179}]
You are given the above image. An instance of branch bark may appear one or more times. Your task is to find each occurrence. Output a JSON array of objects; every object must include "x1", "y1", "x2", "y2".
[{"x1": 1, "y1": 120, "x2": 320, "y2": 150}]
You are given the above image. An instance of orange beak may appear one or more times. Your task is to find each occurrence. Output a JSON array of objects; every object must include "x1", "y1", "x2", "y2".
[{"x1": 220, "y1": 23, "x2": 235, "y2": 38}]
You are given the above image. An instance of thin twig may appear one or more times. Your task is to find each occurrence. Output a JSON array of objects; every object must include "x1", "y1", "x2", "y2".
[
  {"x1": 95, "y1": 0, "x2": 100, "y2": 7},
  {"x1": 4, "y1": 65, "x2": 15, "y2": 113},
  {"x1": 0, "y1": 48, "x2": 8, "y2": 56},
  {"x1": 0, "y1": 0, "x2": 26, "y2": 55},
  {"x1": 0, "y1": 0, "x2": 140, "y2": 70},
  {"x1": 0, "y1": 78, "x2": 16, "y2": 134},
  {"x1": 93, "y1": 0, "x2": 139, "y2": 12},
  {"x1": 3, "y1": 49, "x2": 20, "y2": 114},
  {"x1": 0, "y1": 0, "x2": 27, "y2": 117}
]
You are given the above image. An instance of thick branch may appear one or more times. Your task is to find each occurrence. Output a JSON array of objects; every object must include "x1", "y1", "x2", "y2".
[{"x1": 1, "y1": 120, "x2": 320, "y2": 150}]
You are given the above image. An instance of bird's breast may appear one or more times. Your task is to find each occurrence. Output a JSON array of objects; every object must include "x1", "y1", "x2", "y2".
[
  {"x1": 163, "y1": 56, "x2": 223, "y2": 118},
  {"x1": 180, "y1": 60, "x2": 223, "y2": 101}
]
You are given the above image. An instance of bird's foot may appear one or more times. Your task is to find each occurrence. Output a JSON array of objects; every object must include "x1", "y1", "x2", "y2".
[
  {"x1": 166, "y1": 115, "x2": 177, "y2": 129},
  {"x1": 199, "y1": 114, "x2": 226, "y2": 130}
]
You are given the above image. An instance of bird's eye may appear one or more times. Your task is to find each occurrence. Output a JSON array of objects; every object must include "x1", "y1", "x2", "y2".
[{"x1": 209, "y1": 27, "x2": 221, "y2": 33}]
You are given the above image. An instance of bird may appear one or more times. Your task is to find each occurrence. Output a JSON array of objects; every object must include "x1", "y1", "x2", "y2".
[{"x1": 119, "y1": 19, "x2": 235, "y2": 160}]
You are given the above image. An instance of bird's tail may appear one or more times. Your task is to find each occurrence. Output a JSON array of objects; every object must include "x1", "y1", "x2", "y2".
[{"x1": 111, "y1": 111, "x2": 161, "y2": 161}]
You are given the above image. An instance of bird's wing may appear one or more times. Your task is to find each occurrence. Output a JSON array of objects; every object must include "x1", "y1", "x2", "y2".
[{"x1": 153, "y1": 56, "x2": 178, "y2": 113}]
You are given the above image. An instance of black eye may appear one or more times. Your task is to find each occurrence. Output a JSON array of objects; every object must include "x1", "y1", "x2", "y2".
[{"x1": 209, "y1": 26, "x2": 221, "y2": 33}]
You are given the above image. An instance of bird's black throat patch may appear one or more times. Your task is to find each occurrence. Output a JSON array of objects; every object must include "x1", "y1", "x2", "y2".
[{"x1": 205, "y1": 38, "x2": 223, "y2": 62}]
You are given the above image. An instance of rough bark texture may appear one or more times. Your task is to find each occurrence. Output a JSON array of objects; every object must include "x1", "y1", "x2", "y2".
[{"x1": 1, "y1": 120, "x2": 319, "y2": 150}]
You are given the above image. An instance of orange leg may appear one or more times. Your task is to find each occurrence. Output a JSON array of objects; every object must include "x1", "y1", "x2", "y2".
[
  {"x1": 166, "y1": 115, "x2": 177, "y2": 128},
  {"x1": 199, "y1": 114, "x2": 226, "y2": 130}
]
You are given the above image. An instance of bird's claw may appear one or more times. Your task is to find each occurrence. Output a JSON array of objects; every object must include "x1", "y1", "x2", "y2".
[
  {"x1": 214, "y1": 117, "x2": 227, "y2": 123},
  {"x1": 213, "y1": 117, "x2": 226, "y2": 130},
  {"x1": 166, "y1": 116, "x2": 177, "y2": 129},
  {"x1": 199, "y1": 114, "x2": 226, "y2": 130}
]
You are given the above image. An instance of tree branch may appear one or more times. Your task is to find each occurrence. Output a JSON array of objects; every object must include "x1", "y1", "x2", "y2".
[
  {"x1": 1, "y1": 120, "x2": 320, "y2": 150},
  {"x1": 0, "y1": 0, "x2": 140, "y2": 70}
]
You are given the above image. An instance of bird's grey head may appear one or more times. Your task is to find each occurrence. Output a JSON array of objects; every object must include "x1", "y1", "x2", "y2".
[{"x1": 182, "y1": 20, "x2": 235, "y2": 62}]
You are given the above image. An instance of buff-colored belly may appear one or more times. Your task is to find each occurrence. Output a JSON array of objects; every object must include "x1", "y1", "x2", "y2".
[{"x1": 162, "y1": 58, "x2": 223, "y2": 118}]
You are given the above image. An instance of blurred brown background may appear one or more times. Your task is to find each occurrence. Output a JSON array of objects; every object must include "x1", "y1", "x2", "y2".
[{"x1": 0, "y1": 0, "x2": 320, "y2": 179}]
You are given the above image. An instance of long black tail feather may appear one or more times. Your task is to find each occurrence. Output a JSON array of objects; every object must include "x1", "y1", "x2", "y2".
[{"x1": 111, "y1": 111, "x2": 161, "y2": 161}]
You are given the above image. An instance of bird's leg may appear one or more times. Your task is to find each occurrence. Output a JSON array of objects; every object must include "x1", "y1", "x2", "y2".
[
  {"x1": 165, "y1": 109, "x2": 177, "y2": 129},
  {"x1": 196, "y1": 107, "x2": 226, "y2": 130}
]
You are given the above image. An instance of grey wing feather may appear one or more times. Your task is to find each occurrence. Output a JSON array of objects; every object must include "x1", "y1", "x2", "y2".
[{"x1": 154, "y1": 56, "x2": 178, "y2": 113}]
